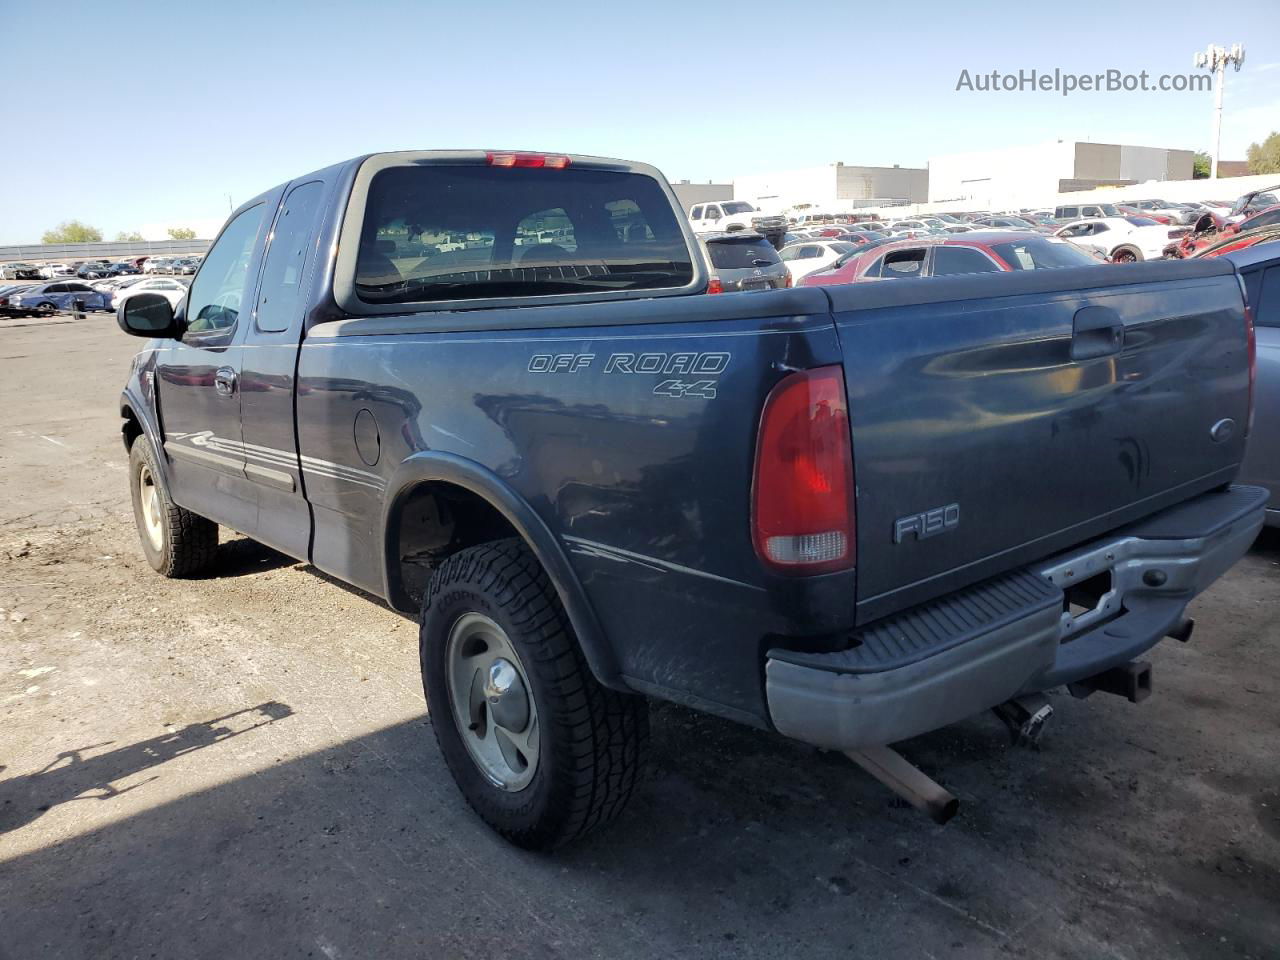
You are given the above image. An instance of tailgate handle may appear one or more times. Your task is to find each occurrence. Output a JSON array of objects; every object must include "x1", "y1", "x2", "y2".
[{"x1": 1071, "y1": 306, "x2": 1124, "y2": 361}]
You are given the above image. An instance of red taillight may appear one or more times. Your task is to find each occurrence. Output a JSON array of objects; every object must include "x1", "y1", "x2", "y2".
[
  {"x1": 706, "y1": 276, "x2": 723, "y2": 295},
  {"x1": 752, "y1": 366, "x2": 855, "y2": 574},
  {"x1": 486, "y1": 152, "x2": 571, "y2": 169}
]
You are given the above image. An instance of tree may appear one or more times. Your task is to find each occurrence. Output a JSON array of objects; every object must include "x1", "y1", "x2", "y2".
[
  {"x1": 1246, "y1": 132, "x2": 1280, "y2": 175},
  {"x1": 166, "y1": 226, "x2": 197, "y2": 240},
  {"x1": 1192, "y1": 152, "x2": 1211, "y2": 179},
  {"x1": 115, "y1": 231, "x2": 144, "y2": 242},
  {"x1": 42, "y1": 220, "x2": 103, "y2": 244}
]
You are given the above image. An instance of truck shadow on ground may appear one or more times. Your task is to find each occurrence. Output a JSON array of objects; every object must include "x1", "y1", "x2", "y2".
[
  {"x1": 0, "y1": 701, "x2": 293, "y2": 835},
  {"x1": 2, "y1": 692, "x2": 1277, "y2": 959}
]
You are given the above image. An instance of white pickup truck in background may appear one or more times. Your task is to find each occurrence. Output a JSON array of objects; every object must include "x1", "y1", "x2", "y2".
[{"x1": 688, "y1": 200, "x2": 787, "y2": 248}]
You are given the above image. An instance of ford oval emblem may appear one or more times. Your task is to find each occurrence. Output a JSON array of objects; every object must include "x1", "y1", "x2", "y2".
[{"x1": 1209, "y1": 418, "x2": 1235, "y2": 443}]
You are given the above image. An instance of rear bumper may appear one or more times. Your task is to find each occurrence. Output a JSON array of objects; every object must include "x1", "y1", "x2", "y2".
[{"x1": 765, "y1": 484, "x2": 1267, "y2": 751}]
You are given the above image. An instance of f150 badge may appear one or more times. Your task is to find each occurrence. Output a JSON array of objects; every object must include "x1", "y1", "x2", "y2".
[
  {"x1": 527, "y1": 351, "x2": 730, "y2": 399},
  {"x1": 894, "y1": 503, "x2": 960, "y2": 543}
]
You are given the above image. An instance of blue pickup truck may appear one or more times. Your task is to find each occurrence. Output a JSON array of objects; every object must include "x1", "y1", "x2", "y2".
[{"x1": 116, "y1": 150, "x2": 1264, "y2": 848}]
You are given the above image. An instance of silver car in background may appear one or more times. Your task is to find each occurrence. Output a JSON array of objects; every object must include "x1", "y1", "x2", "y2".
[{"x1": 697, "y1": 232, "x2": 790, "y2": 293}]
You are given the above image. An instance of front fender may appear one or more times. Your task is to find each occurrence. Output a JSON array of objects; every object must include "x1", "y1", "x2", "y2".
[
  {"x1": 381, "y1": 451, "x2": 624, "y2": 691},
  {"x1": 120, "y1": 351, "x2": 168, "y2": 484}
]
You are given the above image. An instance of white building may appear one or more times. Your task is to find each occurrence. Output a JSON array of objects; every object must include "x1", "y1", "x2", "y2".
[
  {"x1": 670, "y1": 180, "x2": 733, "y2": 212},
  {"x1": 732, "y1": 162, "x2": 928, "y2": 211},
  {"x1": 927, "y1": 141, "x2": 1195, "y2": 208}
]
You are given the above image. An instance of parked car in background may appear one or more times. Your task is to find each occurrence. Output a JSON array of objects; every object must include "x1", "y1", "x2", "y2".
[
  {"x1": 688, "y1": 201, "x2": 787, "y2": 249},
  {"x1": 1193, "y1": 227, "x2": 1280, "y2": 260},
  {"x1": 972, "y1": 215, "x2": 1046, "y2": 232},
  {"x1": 144, "y1": 258, "x2": 171, "y2": 274},
  {"x1": 75, "y1": 261, "x2": 115, "y2": 280},
  {"x1": 110, "y1": 261, "x2": 142, "y2": 276},
  {"x1": 109, "y1": 276, "x2": 190, "y2": 311},
  {"x1": 800, "y1": 231, "x2": 1099, "y2": 285},
  {"x1": 696, "y1": 232, "x2": 790, "y2": 294},
  {"x1": 5, "y1": 281, "x2": 110, "y2": 315},
  {"x1": 778, "y1": 239, "x2": 858, "y2": 283},
  {"x1": 1229, "y1": 184, "x2": 1280, "y2": 220},
  {"x1": 1054, "y1": 202, "x2": 1124, "y2": 221},
  {"x1": 1121, "y1": 199, "x2": 1185, "y2": 222},
  {"x1": 38, "y1": 263, "x2": 74, "y2": 278},
  {"x1": 1054, "y1": 217, "x2": 1186, "y2": 262},
  {"x1": 0, "y1": 284, "x2": 26, "y2": 312},
  {"x1": 0, "y1": 261, "x2": 42, "y2": 279},
  {"x1": 1168, "y1": 204, "x2": 1280, "y2": 259},
  {"x1": 90, "y1": 275, "x2": 148, "y2": 295},
  {"x1": 835, "y1": 229, "x2": 888, "y2": 245},
  {"x1": 1228, "y1": 242, "x2": 1280, "y2": 526}
]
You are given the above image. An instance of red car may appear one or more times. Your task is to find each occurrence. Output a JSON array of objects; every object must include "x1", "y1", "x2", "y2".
[
  {"x1": 799, "y1": 231, "x2": 1099, "y2": 285},
  {"x1": 1168, "y1": 204, "x2": 1280, "y2": 259}
]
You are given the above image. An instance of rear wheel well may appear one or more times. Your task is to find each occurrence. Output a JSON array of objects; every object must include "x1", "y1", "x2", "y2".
[{"x1": 389, "y1": 481, "x2": 521, "y2": 611}]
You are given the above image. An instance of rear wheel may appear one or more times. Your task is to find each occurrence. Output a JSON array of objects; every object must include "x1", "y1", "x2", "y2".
[
  {"x1": 420, "y1": 538, "x2": 648, "y2": 850},
  {"x1": 35, "y1": 302, "x2": 55, "y2": 316},
  {"x1": 128, "y1": 438, "x2": 218, "y2": 577},
  {"x1": 1111, "y1": 247, "x2": 1140, "y2": 263}
]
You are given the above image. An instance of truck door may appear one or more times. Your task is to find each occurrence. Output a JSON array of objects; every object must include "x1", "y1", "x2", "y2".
[
  {"x1": 154, "y1": 200, "x2": 271, "y2": 533},
  {"x1": 238, "y1": 179, "x2": 328, "y2": 561}
]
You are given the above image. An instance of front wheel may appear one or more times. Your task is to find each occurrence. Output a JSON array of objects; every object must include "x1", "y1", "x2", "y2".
[
  {"x1": 35, "y1": 302, "x2": 55, "y2": 316},
  {"x1": 420, "y1": 538, "x2": 648, "y2": 850},
  {"x1": 128, "y1": 438, "x2": 218, "y2": 577}
]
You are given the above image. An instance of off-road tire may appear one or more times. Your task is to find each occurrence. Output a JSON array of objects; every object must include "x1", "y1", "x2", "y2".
[
  {"x1": 420, "y1": 538, "x2": 648, "y2": 850},
  {"x1": 128, "y1": 437, "x2": 218, "y2": 577}
]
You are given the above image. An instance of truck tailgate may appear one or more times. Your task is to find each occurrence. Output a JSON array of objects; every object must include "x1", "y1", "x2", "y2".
[{"x1": 824, "y1": 260, "x2": 1252, "y2": 623}]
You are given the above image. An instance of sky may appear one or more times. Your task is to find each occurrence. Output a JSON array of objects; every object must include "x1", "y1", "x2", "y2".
[{"x1": 1, "y1": 0, "x2": 1277, "y2": 244}]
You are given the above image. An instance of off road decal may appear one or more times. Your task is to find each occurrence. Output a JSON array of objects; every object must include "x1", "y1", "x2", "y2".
[{"x1": 527, "y1": 351, "x2": 730, "y2": 398}]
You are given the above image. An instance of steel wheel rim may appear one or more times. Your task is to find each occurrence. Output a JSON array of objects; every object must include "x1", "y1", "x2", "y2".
[
  {"x1": 138, "y1": 464, "x2": 163, "y2": 551},
  {"x1": 445, "y1": 612, "x2": 539, "y2": 792}
]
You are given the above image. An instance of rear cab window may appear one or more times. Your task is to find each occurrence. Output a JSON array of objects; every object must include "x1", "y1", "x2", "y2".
[{"x1": 340, "y1": 155, "x2": 698, "y2": 312}]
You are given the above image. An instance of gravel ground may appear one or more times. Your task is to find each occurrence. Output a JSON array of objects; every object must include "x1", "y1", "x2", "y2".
[{"x1": 1, "y1": 311, "x2": 1278, "y2": 960}]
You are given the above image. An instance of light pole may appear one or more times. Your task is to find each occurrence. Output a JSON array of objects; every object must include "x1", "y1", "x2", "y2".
[{"x1": 1194, "y1": 43, "x2": 1245, "y2": 179}]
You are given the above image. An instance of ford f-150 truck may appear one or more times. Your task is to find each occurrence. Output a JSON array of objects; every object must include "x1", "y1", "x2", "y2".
[{"x1": 116, "y1": 149, "x2": 1264, "y2": 849}]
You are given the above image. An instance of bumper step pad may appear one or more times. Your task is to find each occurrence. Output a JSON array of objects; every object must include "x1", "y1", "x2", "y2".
[{"x1": 769, "y1": 569, "x2": 1061, "y2": 675}]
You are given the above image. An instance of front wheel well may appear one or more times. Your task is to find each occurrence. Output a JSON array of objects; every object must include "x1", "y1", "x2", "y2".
[
  {"x1": 388, "y1": 481, "x2": 521, "y2": 611},
  {"x1": 121, "y1": 405, "x2": 143, "y2": 452}
]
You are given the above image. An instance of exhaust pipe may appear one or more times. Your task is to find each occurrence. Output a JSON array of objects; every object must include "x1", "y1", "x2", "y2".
[
  {"x1": 845, "y1": 745, "x2": 959, "y2": 824},
  {"x1": 1068, "y1": 660, "x2": 1152, "y2": 703}
]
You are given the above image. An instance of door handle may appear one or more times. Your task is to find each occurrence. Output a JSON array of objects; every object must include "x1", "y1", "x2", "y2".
[
  {"x1": 214, "y1": 367, "x2": 238, "y2": 397},
  {"x1": 1071, "y1": 306, "x2": 1124, "y2": 361}
]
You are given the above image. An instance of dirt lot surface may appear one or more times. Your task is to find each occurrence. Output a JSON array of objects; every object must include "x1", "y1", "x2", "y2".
[{"x1": 2, "y1": 311, "x2": 1278, "y2": 960}]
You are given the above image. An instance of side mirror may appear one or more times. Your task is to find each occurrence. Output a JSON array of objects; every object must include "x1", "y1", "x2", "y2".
[{"x1": 117, "y1": 292, "x2": 179, "y2": 339}]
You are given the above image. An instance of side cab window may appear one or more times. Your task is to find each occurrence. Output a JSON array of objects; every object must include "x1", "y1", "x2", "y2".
[
  {"x1": 255, "y1": 181, "x2": 325, "y2": 334},
  {"x1": 184, "y1": 202, "x2": 268, "y2": 344},
  {"x1": 690, "y1": 205, "x2": 703, "y2": 221},
  {"x1": 1254, "y1": 265, "x2": 1280, "y2": 328},
  {"x1": 705, "y1": 204, "x2": 722, "y2": 222}
]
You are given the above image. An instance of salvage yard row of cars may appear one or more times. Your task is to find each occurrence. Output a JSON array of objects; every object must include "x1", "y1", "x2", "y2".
[
  {"x1": 689, "y1": 183, "x2": 1280, "y2": 292},
  {"x1": 0, "y1": 253, "x2": 201, "y2": 317},
  {"x1": 0, "y1": 272, "x2": 191, "y2": 316}
]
